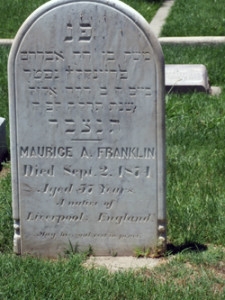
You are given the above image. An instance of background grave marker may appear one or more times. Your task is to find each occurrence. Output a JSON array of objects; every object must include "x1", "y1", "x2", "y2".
[{"x1": 165, "y1": 64, "x2": 210, "y2": 93}]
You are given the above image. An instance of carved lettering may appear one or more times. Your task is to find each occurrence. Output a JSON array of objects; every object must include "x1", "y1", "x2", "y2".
[
  {"x1": 20, "y1": 50, "x2": 64, "y2": 62},
  {"x1": 99, "y1": 184, "x2": 133, "y2": 195},
  {"x1": 26, "y1": 212, "x2": 87, "y2": 223},
  {"x1": 67, "y1": 200, "x2": 97, "y2": 207},
  {"x1": 76, "y1": 184, "x2": 93, "y2": 194},
  {"x1": 119, "y1": 166, "x2": 151, "y2": 178},
  {"x1": 24, "y1": 69, "x2": 59, "y2": 81},
  {"x1": 81, "y1": 147, "x2": 89, "y2": 158},
  {"x1": 56, "y1": 199, "x2": 98, "y2": 207},
  {"x1": 20, "y1": 146, "x2": 73, "y2": 158},
  {"x1": 64, "y1": 22, "x2": 73, "y2": 42},
  {"x1": 103, "y1": 200, "x2": 116, "y2": 209},
  {"x1": 37, "y1": 183, "x2": 73, "y2": 197},
  {"x1": 37, "y1": 232, "x2": 56, "y2": 239},
  {"x1": 64, "y1": 166, "x2": 92, "y2": 179},
  {"x1": 98, "y1": 213, "x2": 152, "y2": 224},
  {"x1": 23, "y1": 165, "x2": 55, "y2": 177},
  {"x1": 98, "y1": 147, "x2": 155, "y2": 159},
  {"x1": 59, "y1": 232, "x2": 141, "y2": 239}
]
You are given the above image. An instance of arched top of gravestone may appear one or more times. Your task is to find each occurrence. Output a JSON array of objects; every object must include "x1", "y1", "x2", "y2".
[{"x1": 9, "y1": 0, "x2": 164, "y2": 73}]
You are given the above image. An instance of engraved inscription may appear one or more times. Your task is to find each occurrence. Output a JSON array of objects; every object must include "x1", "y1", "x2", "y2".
[
  {"x1": 99, "y1": 184, "x2": 134, "y2": 195},
  {"x1": 23, "y1": 165, "x2": 55, "y2": 177},
  {"x1": 98, "y1": 213, "x2": 153, "y2": 224},
  {"x1": 37, "y1": 183, "x2": 73, "y2": 197},
  {"x1": 56, "y1": 199, "x2": 98, "y2": 207},
  {"x1": 26, "y1": 212, "x2": 88, "y2": 223},
  {"x1": 21, "y1": 46, "x2": 153, "y2": 143},
  {"x1": 20, "y1": 146, "x2": 73, "y2": 158},
  {"x1": 20, "y1": 51, "x2": 64, "y2": 61},
  {"x1": 64, "y1": 22, "x2": 73, "y2": 42},
  {"x1": 97, "y1": 147, "x2": 155, "y2": 159},
  {"x1": 64, "y1": 165, "x2": 92, "y2": 179}
]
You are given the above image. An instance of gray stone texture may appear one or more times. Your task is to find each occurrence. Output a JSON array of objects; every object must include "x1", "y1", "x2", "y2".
[{"x1": 8, "y1": 0, "x2": 166, "y2": 257}]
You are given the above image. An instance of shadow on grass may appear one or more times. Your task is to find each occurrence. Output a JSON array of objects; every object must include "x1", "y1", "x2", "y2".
[
  {"x1": 0, "y1": 152, "x2": 10, "y2": 172},
  {"x1": 166, "y1": 242, "x2": 208, "y2": 256}
]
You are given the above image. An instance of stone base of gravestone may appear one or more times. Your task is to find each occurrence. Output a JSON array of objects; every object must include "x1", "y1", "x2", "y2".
[
  {"x1": 165, "y1": 64, "x2": 210, "y2": 93},
  {"x1": 0, "y1": 117, "x2": 8, "y2": 168}
]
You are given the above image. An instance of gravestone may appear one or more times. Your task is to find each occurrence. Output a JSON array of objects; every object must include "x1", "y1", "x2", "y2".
[
  {"x1": 8, "y1": 0, "x2": 166, "y2": 257},
  {"x1": 165, "y1": 64, "x2": 210, "y2": 93}
]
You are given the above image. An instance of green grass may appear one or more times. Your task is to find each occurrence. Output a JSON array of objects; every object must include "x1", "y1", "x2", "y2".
[
  {"x1": 161, "y1": 0, "x2": 225, "y2": 37},
  {"x1": 0, "y1": 166, "x2": 12, "y2": 253},
  {"x1": 0, "y1": 246, "x2": 224, "y2": 299},
  {"x1": 122, "y1": 0, "x2": 162, "y2": 22},
  {"x1": 162, "y1": 45, "x2": 225, "y2": 246},
  {"x1": 166, "y1": 91, "x2": 225, "y2": 246},
  {"x1": 0, "y1": 0, "x2": 161, "y2": 38},
  {"x1": 0, "y1": 47, "x2": 9, "y2": 117},
  {"x1": 0, "y1": 0, "x2": 49, "y2": 38}
]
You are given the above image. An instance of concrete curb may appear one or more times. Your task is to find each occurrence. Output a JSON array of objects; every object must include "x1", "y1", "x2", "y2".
[
  {"x1": 159, "y1": 36, "x2": 225, "y2": 45},
  {"x1": 0, "y1": 39, "x2": 13, "y2": 46},
  {"x1": 1, "y1": 37, "x2": 225, "y2": 47},
  {"x1": 150, "y1": 0, "x2": 175, "y2": 38}
]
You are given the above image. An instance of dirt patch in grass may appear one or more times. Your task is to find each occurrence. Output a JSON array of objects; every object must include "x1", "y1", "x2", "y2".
[
  {"x1": 0, "y1": 163, "x2": 10, "y2": 178},
  {"x1": 83, "y1": 256, "x2": 168, "y2": 272}
]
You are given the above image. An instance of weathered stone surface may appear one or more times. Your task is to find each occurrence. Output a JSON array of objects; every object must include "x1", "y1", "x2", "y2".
[
  {"x1": 8, "y1": 0, "x2": 166, "y2": 257},
  {"x1": 165, "y1": 64, "x2": 210, "y2": 93},
  {"x1": 0, "y1": 117, "x2": 8, "y2": 165}
]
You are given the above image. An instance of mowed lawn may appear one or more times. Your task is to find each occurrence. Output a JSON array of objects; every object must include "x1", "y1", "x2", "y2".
[
  {"x1": 0, "y1": 0, "x2": 225, "y2": 299},
  {"x1": 161, "y1": 0, "x2": 225, "y2": 36},
  {"x1": 0, "y1": 0, "x2": 162, "y2": 38}
]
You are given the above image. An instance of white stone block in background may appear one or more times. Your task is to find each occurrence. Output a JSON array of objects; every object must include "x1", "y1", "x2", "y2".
[{"x1": 166, "y1": 64, "x2": 210, "y2": 93}]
